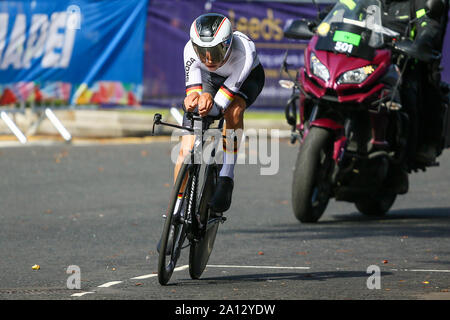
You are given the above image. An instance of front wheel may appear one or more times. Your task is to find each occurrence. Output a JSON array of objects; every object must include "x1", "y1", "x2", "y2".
[
  {"x1": 292, "y1": 127, "x2": 333, "y2": 223},
  {"x1": 158, "y1": 163, "x2": 190, "y2": 285}
]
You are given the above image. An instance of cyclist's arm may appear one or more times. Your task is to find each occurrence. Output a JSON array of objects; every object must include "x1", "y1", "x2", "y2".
[
  {"x1": 213, "y1": 33, "x2": 256, "y2": 111},
  {"x1": 184, "y1": 42, "x2": 203, "y2": 101},
  {"x1": 412, "y1": 0, "x2": 446, "y2": 51}
]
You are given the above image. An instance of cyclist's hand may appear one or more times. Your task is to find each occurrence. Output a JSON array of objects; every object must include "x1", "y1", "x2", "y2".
[
  {"x1": 198, "y1": 93, "x2": 213, "y2": 117},
  {"x1": 184, "y1": 92, "x2": 200, "y2": 112}
]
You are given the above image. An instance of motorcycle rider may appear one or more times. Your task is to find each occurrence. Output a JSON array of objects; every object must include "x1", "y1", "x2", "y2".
[
  {"x1": 381, "y1": 0, "x2": 449, "y2": 164},
  {"x1": 368, "y1": 0, "x2": 448, "y2": 195}
]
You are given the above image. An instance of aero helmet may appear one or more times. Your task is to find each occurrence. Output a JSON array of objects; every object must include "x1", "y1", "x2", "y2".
[{"x1": 190, "y1": 13, "x2": 233, "y2": 65}]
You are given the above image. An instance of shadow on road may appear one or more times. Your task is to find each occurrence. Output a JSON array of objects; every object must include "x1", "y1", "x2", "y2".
[
  {"x1": 224, "y1": 207, "x2": 450, "y2": 241},
  {"x1": 328, "y1": 207, "x2": 450, "y2": 223},
  {"x1": 183, "y1": 270, "x2": 392, "y2": 284}
]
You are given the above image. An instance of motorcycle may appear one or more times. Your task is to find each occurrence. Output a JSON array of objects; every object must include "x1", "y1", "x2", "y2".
[{"x1": 280, "y1": 0, "x2": 450, "y2": 223}]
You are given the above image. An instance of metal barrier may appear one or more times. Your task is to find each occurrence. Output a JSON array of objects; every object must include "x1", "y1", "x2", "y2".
[{"x1": 0, "y1": 104, "x2": 79, "y2": 144}]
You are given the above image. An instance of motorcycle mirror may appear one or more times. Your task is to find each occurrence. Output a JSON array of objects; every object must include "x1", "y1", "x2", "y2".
[
  {"x1": 279, "y1": 51, "x2": 299, "y2": 86},
  {"x1": 280, "y1": 50, "x2": 289, "y2": 75},
  {"x1": 426, "y1": 0, "x2": 445, "y2": 20},
  {"x1": 279, "y1": 79, "x2": 296, "y2": 89},
  {"x1": 283, "y1": 19, "x2": 315, "y2": 40}
]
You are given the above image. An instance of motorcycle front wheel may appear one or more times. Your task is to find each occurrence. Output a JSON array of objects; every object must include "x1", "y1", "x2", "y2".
[{"x1": 292, "y1": 126, "x2": 332, "y2": 223}]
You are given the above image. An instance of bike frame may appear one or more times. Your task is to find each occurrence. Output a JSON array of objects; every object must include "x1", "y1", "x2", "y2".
[{"x1": 153, "y1": 111, "x2": 224, "y2": 239}]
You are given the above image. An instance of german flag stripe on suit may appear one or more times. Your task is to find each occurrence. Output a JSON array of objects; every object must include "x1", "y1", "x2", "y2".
[
  {"x1": 218, "y1": 85, "x2": 235, "y2": 101},
  {"x1": 186, "y1": 84, "x2": 203, "y2": 96}
]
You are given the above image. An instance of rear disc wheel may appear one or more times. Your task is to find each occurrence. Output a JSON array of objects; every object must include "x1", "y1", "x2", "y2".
[{"x1": 189, "y1": 164, "x2": 219, "y2": 279}]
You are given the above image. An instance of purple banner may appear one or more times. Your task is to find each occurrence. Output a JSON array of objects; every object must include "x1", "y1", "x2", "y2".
[
  {"x1": 143, "y1": 0, "x2": 317, "y2": 108},
  {"x1": 143, "y1": 0, "x2": 205, "y2": 107},
  {"x1": 208, "y1": 1, "x2": 318, "y2": 108},
  {"x1": 143, "y1": 1, "x2": 450, "y2": 109}
]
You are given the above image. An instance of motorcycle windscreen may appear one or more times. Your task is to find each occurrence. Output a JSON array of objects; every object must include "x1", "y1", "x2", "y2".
[{"x1": 315, "y1": 23, "x2": 376, "y2": 61}]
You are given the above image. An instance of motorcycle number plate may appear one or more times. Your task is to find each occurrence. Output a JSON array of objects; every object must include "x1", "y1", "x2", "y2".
[
  {"x1": 315, "y1": 23, "x2": 375, "y2": 61},
  {"x1": 334, "y1": 41, "x2": 354, "y2": 54}
]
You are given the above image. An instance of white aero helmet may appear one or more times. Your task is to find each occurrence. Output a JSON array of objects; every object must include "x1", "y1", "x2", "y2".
[{"x1": 190, "y1": 13, "x2": 233, "y2": 65}]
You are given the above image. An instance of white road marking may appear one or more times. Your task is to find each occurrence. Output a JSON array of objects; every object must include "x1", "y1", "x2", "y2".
[
  {"x1": 174, "y1": 265, "x2": 189, "y2": 271},
  {"x1": 130, "y1": 264, "x2": 189, "y2": 280},
  {"x1": 130, "y1": 273, "x2": 157, "y2": 280},
  {"x1": 71, "y1": 291, "x2": 95, "y2": 297},
  {"x1": 97, "y1": 281, "x2": 123, "y2": 288},
  {"x1": 129, "y1": 264, "x2": 309, "y2": 281},
  {"x1": 393, "y1": 269, "x2": 450, "y2": 273},
  {"x1": 71, "y1": 265, "x2": 190, "y2": 297},
  {"x1": 206, "y1": 265, "x2": 311, "y2": 270}
]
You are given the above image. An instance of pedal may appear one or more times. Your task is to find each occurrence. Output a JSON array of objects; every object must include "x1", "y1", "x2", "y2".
[{"x1": 207, "y1": 215, "x2": 227, "y2": 224}]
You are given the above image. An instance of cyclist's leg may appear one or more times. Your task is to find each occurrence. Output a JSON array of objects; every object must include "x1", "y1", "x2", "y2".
[
  {"x1": 220, "y1": 97, "x2": 246, "y2": 179},
  {"x1": 172, "y1": 133, "x2": 194, "y2": 214},
  {"x1": 174, "y1": 134, "x2": 194, "y2": 183},
  {"x1": 222, "y1": 63, "x2": 265, "y2": 177},
  {"x1": 207, "y1": 98, "x2": 244, "y2": 214},
  {"x1": 210, "y1": 64, "x2": 265, "y2": 212}
]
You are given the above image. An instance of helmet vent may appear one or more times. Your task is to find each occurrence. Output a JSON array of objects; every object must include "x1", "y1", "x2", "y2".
[{"x1": 199, "y1": 36, "x2": 214, "y2": 42}]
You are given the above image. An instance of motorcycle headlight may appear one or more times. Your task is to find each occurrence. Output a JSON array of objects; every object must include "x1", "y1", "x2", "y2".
[
  {"x1": 310, "y1": 53, "x2": 329, "y2": 83},
  {"x1": 337, "y1": 65, "x2": 377, "y2": 85}
]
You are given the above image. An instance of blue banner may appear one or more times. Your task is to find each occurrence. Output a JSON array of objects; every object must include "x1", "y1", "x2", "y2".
[{"x1": 0, "y1": 0, "x2": 148, "y2": 106}]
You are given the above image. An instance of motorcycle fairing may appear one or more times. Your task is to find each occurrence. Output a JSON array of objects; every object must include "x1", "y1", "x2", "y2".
[{"x1": 302, "y1": 36, "x2": 392, "y2": 104}]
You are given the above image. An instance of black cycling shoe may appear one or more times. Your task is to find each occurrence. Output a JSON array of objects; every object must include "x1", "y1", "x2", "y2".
[
  {"x1": 209, "y1": 210, "x2": 223, "y2": 219},
  {"x1": 209, "y1": 176, "x2": 234, "y2": 213}
]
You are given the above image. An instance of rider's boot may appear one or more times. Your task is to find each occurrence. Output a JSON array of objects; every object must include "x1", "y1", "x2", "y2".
[
  {"x1": 209, "y1": 176, "x2": 234, "y2": 215},
  {"x1": 415, "y1": 143, "x2": 438, "y2": 164}
]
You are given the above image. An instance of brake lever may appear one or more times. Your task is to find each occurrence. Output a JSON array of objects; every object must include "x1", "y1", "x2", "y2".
[
  {"x1": 152, "y1": 112, "x2": 195, "y2": 135},
  {"x1": 151, "y1": 113, "x2": 162, "y2": 136}
]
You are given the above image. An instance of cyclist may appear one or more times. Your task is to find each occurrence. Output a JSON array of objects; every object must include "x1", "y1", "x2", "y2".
[
  {"x1": 177, "y1": 13, "x2": 265, "y2": 214},
  {"x1": 158, "y1": 13, "x2": 265, "y2": 254}
]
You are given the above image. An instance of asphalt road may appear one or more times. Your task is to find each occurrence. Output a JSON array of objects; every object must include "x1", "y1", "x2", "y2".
[{"x1": 0, "y1": 138, "x2": 449, "y2": 302}]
